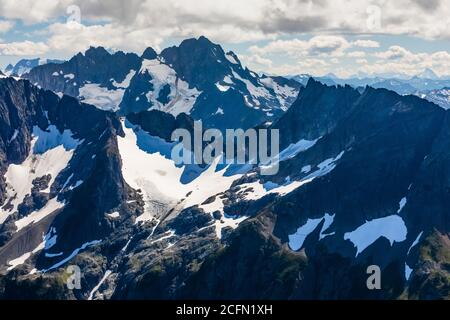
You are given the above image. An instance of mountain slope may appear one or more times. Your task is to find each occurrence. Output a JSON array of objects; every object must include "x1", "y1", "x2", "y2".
[
  {"x1": 0, "y1": 77, "x2": 135, "y2": 281},
  {"x1": 2, "y1": 63, "x2": 450, "y2": 300},
  {"x1": 24, "y1": 48, "x2": 141, "y2": 111}
]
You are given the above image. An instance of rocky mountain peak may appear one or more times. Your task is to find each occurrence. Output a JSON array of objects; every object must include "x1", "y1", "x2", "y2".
[
  {"x1": 141, "y1": 47, "x2": 158, "y2": 60},
  {"x1": 160, "y1": 36, "x2": 232, "y2": 88},
  {"x1": 84, "y1": 46, "x2": 111, "y2": 59}
]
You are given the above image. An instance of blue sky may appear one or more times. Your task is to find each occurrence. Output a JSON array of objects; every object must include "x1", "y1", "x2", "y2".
[{"x1": 0, "y1": 0, "x2": 449, "y2": 78}]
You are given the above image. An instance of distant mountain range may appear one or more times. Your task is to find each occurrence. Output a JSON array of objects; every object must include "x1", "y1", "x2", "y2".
[
  {"x1": 1, "y1": 37, "x2": 450, "y2": 300},
  {"x1": 4, "y1": 58, "x2": 64, "y2": 77},
  {"x1": 290, "y1": 71, "x2": 450, "y2": 109},
  {"x1": 417, "y1": 88, "x2": 450, "y2": 110}
]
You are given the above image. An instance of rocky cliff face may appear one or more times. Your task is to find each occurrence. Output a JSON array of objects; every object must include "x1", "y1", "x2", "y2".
[
  {"x1": 25, "y1": 47, "x2": 141, "y2": 110},
  {"x1": 1, "y1": 73, "x2": 450, "y2": 300},
  {"x1": 0, "y1": 77, "x2": 134, "y2": 279}
]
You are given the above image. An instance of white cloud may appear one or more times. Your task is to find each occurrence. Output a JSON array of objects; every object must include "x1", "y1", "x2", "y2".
[
  {"x1": 249, "y1": 36, "x2": 350, "y2": 57},
  {"x1": 347, "y1": 51, "x2": 366, "y2": 58},
  {"x1": 365, "y1": 47, "x2": 450, "y2": 77},
  {"x1": 0, "y1": 0, "x2": 449, "y2": 40},
  {"x1": 352, "y1": 40, "x2": 380, "y2": 48},
  {"x1": 246, "y1": 37, "x2": 450, "y2": 78},
  {"x1": 45, "y1": 22, "x2": 164, "y2": 55},
  {"x1": 0, "y1": 40, "x2": 49, "y2": 56},
  {"x1": 0, "y1": 0, "x2": 448, "y2": 78},
  {"x1": 0, "y1": 0, "x2": 67, "y2": 24},
  {"x1": 239, "y1": 54, "x2": 273, "y2": 69},
  {"x1": 374, "y1": 46, "x2": 412, "y2": 60}
]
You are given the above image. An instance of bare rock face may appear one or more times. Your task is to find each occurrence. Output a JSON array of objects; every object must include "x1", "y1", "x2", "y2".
[
  {"x1": 24, "y1": 47, "x2": 141, "y2": 98},
  {"x1": 2, "y1": 52, "x2": 450, "y2": 301},
  {"x1": 0, "y1": 77, "x2": 132, "y2": 274}
]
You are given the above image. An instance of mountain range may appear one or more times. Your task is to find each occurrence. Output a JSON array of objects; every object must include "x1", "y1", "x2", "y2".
[
  {"x1": 290, "y1": 72, "x2": 450, "y2": 109},
  {"x1": 4, "y1": 59, "x2": 64, "y2": 77},
  {"x1": 0, "y1": 37, "x2": 449, "y2": 300},
  {"x1": 20, "y1": 37, "x2": 301, "y2": 131}
]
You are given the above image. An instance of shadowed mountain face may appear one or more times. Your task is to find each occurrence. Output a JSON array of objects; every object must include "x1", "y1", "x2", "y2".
[
  {"x1": 0, "y1": 78, "x2": 132, "y2": 279},
  {"x1": 1, "y1": 57, "x2": 450, "y2": 300},
  {"x1": 24, "y1": 37, "x2": 302, "y2": 131}
]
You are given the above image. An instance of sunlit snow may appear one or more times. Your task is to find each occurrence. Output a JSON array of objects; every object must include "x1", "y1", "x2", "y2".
[
  {"x1": 118, "y1": 120, "x2": 242, "y2": 226},
  {"x1": 7, "y1": 241, "x2": 45, "y2": 271},
  {"x1": 88, "y1": 270, "x2": 112, "y2": 300},
  {"x1": 140, "y1": 59, "x2": 201, "y2": 116},
  {"x1": 79, "y1": 83, "x2": 124, "y2": 111},
  {"x1": 0, "y1": 126, "x2": 79, "y2": 224}
]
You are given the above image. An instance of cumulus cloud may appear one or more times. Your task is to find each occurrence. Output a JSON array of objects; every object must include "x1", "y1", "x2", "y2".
[
  {"x1": 0, "y1": 0, "x2": 449, "y2": 40},
  {"x1": 347, "y1": 51, "x2": 366, "y2": 58},
  {"x1": 364, "y1": 46, "x2": 450, "y2": 77},
  {"x1": 249, "y1": 36, "x2": 350, "y2": 57},
  {"x1": 239, "y1": 54, "x2": 273, "y2": 69},
  {"x1": 374, "y1": 46, "x2": 413, "y2": 60},
  {"x1": 352, "y1": 40, "x2": 380, "y2": 48},
  {"x1": 0, "y1": 0, "x2": 66, "y2": 24},
  {"x1": 0, "y1": 40, "x2": 49, "y2": 55},
  {"x1": 0, "y1": 0, "x2": 448, "y2": 78},
  {"x1": 45, "y1": 22, "x2": 164, "y2": 54}
]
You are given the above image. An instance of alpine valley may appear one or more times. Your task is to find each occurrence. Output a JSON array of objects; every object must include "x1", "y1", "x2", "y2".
[{"x1": 0, "y1": 36, "x2": 449, "y2": 300}]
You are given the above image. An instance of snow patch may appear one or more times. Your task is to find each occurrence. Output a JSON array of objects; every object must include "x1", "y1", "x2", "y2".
[
  {"x1": 88, "y1": 270, "x2": 112, "y2": 300},
  {"x1": 118, "y1": 120, "x2": 242, "y2": 224},
  {"x1": 9, "y1": 129, "x2": 19, "y2": 143},
  {"x1": 398, "y1": 197, "x2": 407, "y2": 213},
  {"x1": 216, "y1": 83, "x2": 230, "y2": 92},
  {"x1": 407, "y1": 231, "x2": 424, "y2": 255},
  {"x1": 214, "y1": 107, "x2": 224, "y2": 115},
  {"x1": 140, "y1": 59, "x2": 201, "y2": 116},
  {"x1": 279, "y1": 138, "x2": 319, "y2": 162},
  {"x1": 238, "y1": 179, "x2": 308, "y2": 201},
  {"x1": 288, "y1": 213, "x2": 335, "y2": 251},
  {"x1": 214, "y1": 214, "x2": 247, "y2": 239},
  {"x1": 301, "y1": 151, "x2": 345, "y2": 181},
  {"x1": 41, "y1": 240, "x2": 101, "y2": 273},
  {"x1": 259, "y1": 77, "x2": 298, "y2": 110},
  {"x1": 44, "y1": 227, "x2": 58, "y2": 250},
  {"x1": 112, "y1": 70, "x2": 136, "y2": 88},
  {"x1": 225, "y1": 53, "x2": 239, "y2": 65},
  {"x1": 15, "y1": 198, "x2": 65, "y2": 232},
  {"x1": 106, "y1": 211, "x2": 120, "y2": 219},
  {"x1": 344, "y1": 215, "x2": 408, "y2": 257},
  {"x1": 405, "y1": 263, "x2": 413, "y2": 280},
  {"x1": 33, "y1": 125, "x2": 80, "y2": 154},
  {"x1": 45, "y1": 252, "x2": 63, "y2": 258},
  {"x1": 79, "y1": 83, "x2": 124, "y2": 111},
  {"x1": 0, "y1": 127, "x2": 79, "y2": 224},
  {"x1": 7, "y1": 241, "x2": 45, "y2": 271},
  {"x1": 232, "y1": 71, "x2": 271, "y2": 105}
]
